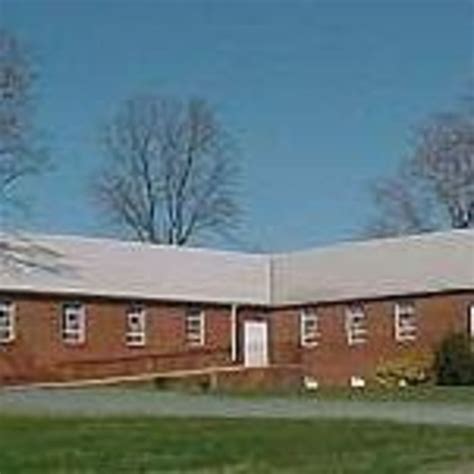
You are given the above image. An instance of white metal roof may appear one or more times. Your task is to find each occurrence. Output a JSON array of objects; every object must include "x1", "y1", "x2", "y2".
[
  {"x1": 0, "y1": 234, "x2": 270, "y2": 305},
  {"x1": 270, "y1": 229, "x2": 474, "y2": 305},
  {"x1": 0, "y1": 229, "x2": 473, "y2": 306}
]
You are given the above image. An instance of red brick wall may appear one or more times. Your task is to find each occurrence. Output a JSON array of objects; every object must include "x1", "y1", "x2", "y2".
[
  {"x1": 0, "y1": 291, "x2": 472, "y2": 386},
  {"x1": 0, "y1": 294, "x2": 233, "y2": 384},
  {"x1": 269, "y1": 292, "x2": 474, "y2": 386},
  {"x1": 268, "y1": 307, "x2": 301, "y2": 365}
]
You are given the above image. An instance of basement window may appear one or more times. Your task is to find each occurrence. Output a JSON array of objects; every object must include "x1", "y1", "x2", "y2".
[
  {"x1": 303, "y1": 376, "x2": 319, "y2": 391},
  {"x1": 350, "y1": 376, "x2": 366, "y2": 388},
  {"x1": 345, "y1": 304, "x2": 367, "y2": 345},
  {"x1": 394, "y1": 302, "x2": 417, "y2": 342},
  {"x1": 62, "y1": 303, "x2": 86, "y2": 344},
  {"x1": 0, "y1": 301, "x2": 15, "y2": 343},
  {"x1": 126, "y1": 306, "x2": 146, "y2": 347},
  {"x1": 469, "y1": 305, "x2": 474, "y2": 338},
  {"x1": 185, "y1": 308, "x2": 205, "y2": 346},
  {"x1": 300, "y1": 309, "x2": 320, "y2": 347}
]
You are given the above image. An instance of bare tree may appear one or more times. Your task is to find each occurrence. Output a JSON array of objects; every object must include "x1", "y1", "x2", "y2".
[
  {"x1": 0, "y1": 29, "x2": 46, "y2": 214},
  {"x1": 366, "y1": 97, "x2": 474, "y2": 237},
  {"x1": 366, "y1": 171, "x2": 435, "y2": 238},
  {"x1": 93, "y1": 95, "x2": 241, "y2": 245}
]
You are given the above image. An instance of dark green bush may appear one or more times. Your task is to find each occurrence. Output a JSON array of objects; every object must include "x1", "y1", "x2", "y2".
[{"x1": 434, "y1": 333, "x2": 474, "y2": 385}]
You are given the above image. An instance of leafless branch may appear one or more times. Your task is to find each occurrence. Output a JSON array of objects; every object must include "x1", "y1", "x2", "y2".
[
  {"x1": 0, "y1": 28, "x2": 47, "y2": 213},
  {"x1": 0, "y1": 232, "x2": 73, "y2": 276},
  {"x1": 92, "y1": 95, "x2": 241, "y2": 245},
  {"x1": 366, "y1": 97, "x2": 474, "y2": 237}
]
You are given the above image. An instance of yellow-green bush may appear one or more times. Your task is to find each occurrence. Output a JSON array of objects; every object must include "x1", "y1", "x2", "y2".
[{"x1": 375, "y1": 351, "x2": 433, "y2": 387}]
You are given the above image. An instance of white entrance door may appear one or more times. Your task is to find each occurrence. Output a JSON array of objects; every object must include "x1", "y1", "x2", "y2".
[{"x1": 244, "y1": 321, "x2": 269, "y2": 367}]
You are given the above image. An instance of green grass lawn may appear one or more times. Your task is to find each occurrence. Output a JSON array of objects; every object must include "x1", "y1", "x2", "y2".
[{"x1": 0, "y1": 416, "x2": 473, "y2": 473}]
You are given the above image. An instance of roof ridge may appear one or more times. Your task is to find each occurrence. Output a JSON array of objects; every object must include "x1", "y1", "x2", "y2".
[{"x1": 2, "y1": 227, "x2": 472, "y2": 257}]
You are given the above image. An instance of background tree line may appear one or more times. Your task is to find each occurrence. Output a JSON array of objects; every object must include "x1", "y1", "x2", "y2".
[{"x1": 1, "y1": 28, "x2": 473, "y2": 249}]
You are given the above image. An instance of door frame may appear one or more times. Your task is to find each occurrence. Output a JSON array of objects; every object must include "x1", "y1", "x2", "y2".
[
  {"x1": 468, "y1": 304, "x2": 474, "y2": 338},
  {"x1": 243, "y1": 320, "x2": 269, "y2": 368}
]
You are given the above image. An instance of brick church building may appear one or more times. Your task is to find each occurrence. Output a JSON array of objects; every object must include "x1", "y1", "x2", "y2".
[{"x1": 0, "y1": 229, "x2": 473, "y2": 387}]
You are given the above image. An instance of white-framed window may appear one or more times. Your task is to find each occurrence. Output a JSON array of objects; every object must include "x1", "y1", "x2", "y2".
[
  {"x1": 126, "y1": 305, "x2": 146, "y2": 347},
  {"x1": 185, "y1": 308, "x2": 205, "y2": 346},
  {"x1": 62, "y1": 303, "x2": 86, "y2": 344},
  {"x1": 394, "y1": 301, "x2": 416, "y2": 342},
  {"x1": 0, "y1": 301, "x2": 15, "y2": 343},
  {"x1": 345, "y1": 304, "x2": 367, "y2": 345},
  {"x1": 300, "y1": 309, "x2": 320, "y2": 347}
]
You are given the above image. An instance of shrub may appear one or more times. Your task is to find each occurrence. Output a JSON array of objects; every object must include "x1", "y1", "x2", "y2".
[
  {"x1": 375, "y1": 350, "x2": 433, "y2": 388},
  {"x1": 434, "y1": 333, "x2": 474, "y2": 386}
]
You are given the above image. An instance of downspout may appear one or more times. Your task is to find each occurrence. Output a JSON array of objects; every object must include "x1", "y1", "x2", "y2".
[
  {"x1": 267, "y1": 254, "x2": 274, "y2": 306},
  {"x1": 231, "y1": 303, "x2": 238, "y2": 363}
]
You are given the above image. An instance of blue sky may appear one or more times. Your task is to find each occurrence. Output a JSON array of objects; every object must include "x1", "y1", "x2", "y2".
[{"x1": 2, "y1": 0, "x2": 472, "y2": 251}]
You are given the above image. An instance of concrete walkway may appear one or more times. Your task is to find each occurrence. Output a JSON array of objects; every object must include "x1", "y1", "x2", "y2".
[{"x1": 1, "y1": 388, "x2": 473, "y2": 427}]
